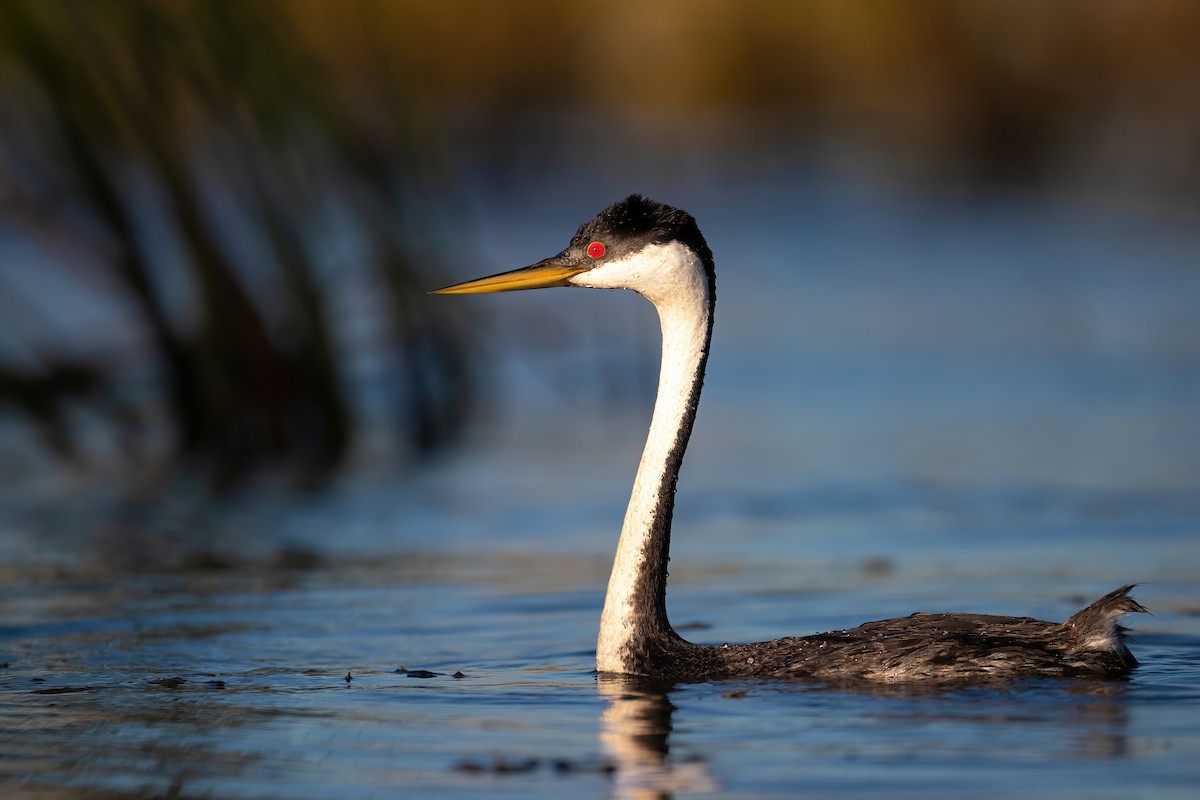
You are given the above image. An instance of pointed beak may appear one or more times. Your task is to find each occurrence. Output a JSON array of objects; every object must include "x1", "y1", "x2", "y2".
[{"x1": 432, "y1": 258, "x2": 586, "y2": 295}]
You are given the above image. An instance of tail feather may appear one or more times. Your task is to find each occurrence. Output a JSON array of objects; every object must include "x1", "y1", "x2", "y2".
[{"x1": 1060, "y1": 584, "x2": 1146, "y2": 666}]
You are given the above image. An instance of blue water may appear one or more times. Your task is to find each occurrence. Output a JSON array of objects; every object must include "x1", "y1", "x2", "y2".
[{"x1": 2, "y1": 175, "x2": 1199, "y2": 797}]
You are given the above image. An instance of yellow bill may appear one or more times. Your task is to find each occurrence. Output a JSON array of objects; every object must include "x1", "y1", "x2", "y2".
[{"x1": 432, "y1": 260, "x2": 586, "y2": 295}]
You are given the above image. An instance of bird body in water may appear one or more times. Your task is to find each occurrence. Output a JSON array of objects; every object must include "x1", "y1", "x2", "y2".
[{"x1": 435, "y1": 194, "x2": 1146, "y2": 684}]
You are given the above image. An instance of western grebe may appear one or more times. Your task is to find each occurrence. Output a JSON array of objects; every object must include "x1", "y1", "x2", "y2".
[{"x1": 435, "y1": 194, "x2": 1145, "y2": 683}]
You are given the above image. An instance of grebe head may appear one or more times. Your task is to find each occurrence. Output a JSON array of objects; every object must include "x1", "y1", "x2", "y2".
[{"x1": 432, "y1": 194, "x2": 714, "y2": 303}]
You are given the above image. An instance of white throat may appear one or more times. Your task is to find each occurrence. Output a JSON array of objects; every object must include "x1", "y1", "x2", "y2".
[{"x1": 572, "y1": 242, "x2": 713, "y2": 674}]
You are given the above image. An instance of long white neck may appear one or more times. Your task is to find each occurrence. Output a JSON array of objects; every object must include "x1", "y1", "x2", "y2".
[{"x1": 582, "y1": 244, "x2": 713, "y2": 674}]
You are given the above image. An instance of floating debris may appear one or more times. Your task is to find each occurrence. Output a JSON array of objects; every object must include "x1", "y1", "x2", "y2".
[
  {"x1": 274, "y1": 546, "x2": 323, "y2": 571},
  {"x1": 861, "y1": 556, "x2": 895, "y2": 577},
  {"x1": 454, "y1": 757, "x2": 539, "y2": 775},
  {"x1": 455, "y1": 756, "x2": 616, "y2": 777}
]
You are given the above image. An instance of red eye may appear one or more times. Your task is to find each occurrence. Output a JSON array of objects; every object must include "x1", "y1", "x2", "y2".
[{"x1": 587, "y1": 241, "x2": 606, "y2": 259}]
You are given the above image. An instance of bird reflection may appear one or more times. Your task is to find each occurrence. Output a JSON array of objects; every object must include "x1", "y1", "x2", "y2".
[
  {"x1": 595, "y1": 674, "x2": 1134, "y2": 798},
  {"x1": 597, "y1": 674, "x2": 717, "y2": 799}
]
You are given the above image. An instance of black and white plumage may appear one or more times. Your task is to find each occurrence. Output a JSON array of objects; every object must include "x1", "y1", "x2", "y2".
[{"x1": 435, "y1": 194, "x2": 1145, "y2": 684}]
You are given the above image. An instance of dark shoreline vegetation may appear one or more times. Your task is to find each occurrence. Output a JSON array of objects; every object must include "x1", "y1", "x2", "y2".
[
  {"x1": 1, "y1": 0, "x2": 1197, "y2": 493},
  {"x1": 0, "y1": 2, "x2": 473, "y2": 491}
]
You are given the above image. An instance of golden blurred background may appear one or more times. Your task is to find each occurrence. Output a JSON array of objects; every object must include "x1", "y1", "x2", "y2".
[{"x1": 1, "y1": 0, "x2": 1197, "y2": 489}]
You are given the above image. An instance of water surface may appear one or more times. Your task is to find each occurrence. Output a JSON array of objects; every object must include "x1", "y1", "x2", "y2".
[{"x1": 3, "y1": 180, "x2": 1199, "y2": 798}]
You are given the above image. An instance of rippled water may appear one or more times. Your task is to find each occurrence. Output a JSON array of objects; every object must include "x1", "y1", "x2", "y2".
[
  {"x1": 2, "y1": 548, "x2": 1198, "y2": 799},
  {"x1": 3, "y1": 178, "x2": 1199, "y2": 797}
]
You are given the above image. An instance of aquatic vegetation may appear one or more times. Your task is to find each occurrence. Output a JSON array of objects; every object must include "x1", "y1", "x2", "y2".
[{"x1": 0, "y1": 1, "x2": 471, "y2": 488}]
